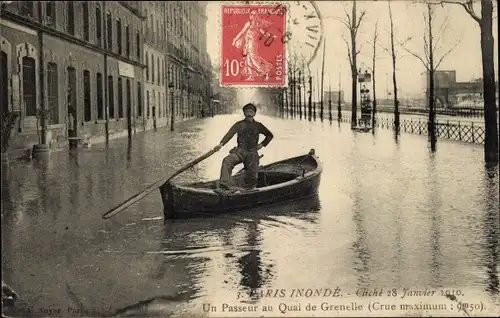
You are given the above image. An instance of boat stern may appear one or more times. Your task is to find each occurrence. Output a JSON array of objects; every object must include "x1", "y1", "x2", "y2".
[{"x1": 159, "y1": 182, "x2": 175, "y2": 220}]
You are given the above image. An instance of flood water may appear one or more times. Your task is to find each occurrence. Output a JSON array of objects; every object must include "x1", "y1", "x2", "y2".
[{"x1": 2, "y1": 114, "x2": 499, "y2": 317}]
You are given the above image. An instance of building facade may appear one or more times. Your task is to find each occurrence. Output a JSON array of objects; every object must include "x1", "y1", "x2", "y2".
[
  {"x1": 1, "y1": 1, "x2": 145, "y2": 148},
  {"x1": 1, "y1": 1, "x2": 213, "y2": 151},
  {"x1": 212, "y1": 68, "x2": 238, "y2": 115},
  {"x1": 165, "y1": 1, "x2": 213, "y2": 121},
  {"x1": 142, "y1": 1, "x2": 169, "y2": 130}
]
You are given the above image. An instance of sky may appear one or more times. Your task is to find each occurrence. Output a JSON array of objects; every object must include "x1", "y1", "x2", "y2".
[{"x1": 205, "y1": 0, "x2": 498, "y2": 101}]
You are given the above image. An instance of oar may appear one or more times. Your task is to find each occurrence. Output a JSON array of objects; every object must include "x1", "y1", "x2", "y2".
[{"x1": 102, "y1": 147, "x2": 219, "y2": 219}]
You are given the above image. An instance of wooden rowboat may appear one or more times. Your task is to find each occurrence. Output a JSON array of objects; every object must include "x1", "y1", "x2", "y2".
[{"x1": 159, "y1": 149, "x2": 322, "y2": 219}]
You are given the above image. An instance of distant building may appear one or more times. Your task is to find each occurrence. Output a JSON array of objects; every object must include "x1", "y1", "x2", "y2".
[
  {"x1": 426, "y1": 70, "x2": 499, "y2": 108},
  {"x1": 165, "y1": 1, "x2": 212, "y2": 121},
  {"x1": 143, "y1": 1, "x2": 169, "y2": 129},
  {"x1": 211, "y1": 68, "x2": 237, "y2": 115},
  {"x1": 323, "y1": 91, "x2": 344, "y2": 104}
]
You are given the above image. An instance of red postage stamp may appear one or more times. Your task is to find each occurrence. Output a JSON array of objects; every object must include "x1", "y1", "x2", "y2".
[{"x1": 220, "y1": 4, "x2": 287, "y2": 87}]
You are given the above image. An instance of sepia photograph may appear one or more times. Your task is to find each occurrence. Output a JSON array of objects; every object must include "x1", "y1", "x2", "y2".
[{"x1": 1, "y1": 0, "x2": 498, "y2": 317}]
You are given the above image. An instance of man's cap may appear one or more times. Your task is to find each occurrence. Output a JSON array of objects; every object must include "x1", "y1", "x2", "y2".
[{"x1": 242, "y1": 103, "x2": 257, "y2": 112}]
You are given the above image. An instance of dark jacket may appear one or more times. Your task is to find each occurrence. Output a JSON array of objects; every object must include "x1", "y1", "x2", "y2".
[{"x1": 220, "y1": 119, "x2": 273, "y2": 150}]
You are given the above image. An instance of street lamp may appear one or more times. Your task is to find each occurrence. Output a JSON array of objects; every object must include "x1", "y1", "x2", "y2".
[
  {"x1": 210, "y1": 95, "x2": 215, "y2": 117},
  {"x1": 168, "y1": 79, "x2": 175, "y2": 132},
  {"x1": 298, "y1": 70, "x2": 303, "y2": 118},
  {"x1": 358, "y1": 69, "x2": 372, "y2": 129},
  {"x1": 289, "y1": 77, "x2": 296, "y2": 117}
]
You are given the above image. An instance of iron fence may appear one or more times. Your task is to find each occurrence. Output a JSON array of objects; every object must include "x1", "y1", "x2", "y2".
[
  {"x1": 323, "y1": 112, "x2": 486, "y2": 145},
  {"x1": 403, "y1": 107, "x2": 489, "y2": 118},
  {"x1": 374, "y1": 116, "x2": 485, "y2": 144}
]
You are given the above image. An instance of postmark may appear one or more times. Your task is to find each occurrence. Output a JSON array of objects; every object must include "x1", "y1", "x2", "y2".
[
  {"x1": 220, "y1": 4, "x2": 287, "y2": 87},
  {"x1": 284, "y1": 1, "x2": 323, "y2": 66}
]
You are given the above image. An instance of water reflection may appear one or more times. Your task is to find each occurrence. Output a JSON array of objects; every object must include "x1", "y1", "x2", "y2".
[
  {"x1": 1, "y1": 166, "x2": 15, "y2": 286},
  {"x1": 236, "y1": 221, "x2": 270, "y2": 301},
  {"x1": 483, "y1": 166, "x2": 499, "y2": 296},
  {"x1": 126, "y1": 140, "x2": 132, "y2": 165},
  {"x1": 68, "y1": 151, "x2": 80, "y2": 213},
  {"x1": 349, "y1": 156, "x2": 372, "y2": 288},
  {"x1": 34, "y1": 155, "x2": 53, "y2": 221},
  {"x1": 428, "y1": 154, "x2": 443, "y2": 288},
  {"x1": 180, "y1": 195, "x2": 319, "y2": 304}
]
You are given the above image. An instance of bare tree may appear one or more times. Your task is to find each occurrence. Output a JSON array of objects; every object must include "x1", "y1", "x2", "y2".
[
  {"x1": 429, "y1": 0, "x2": 498, "y2": 163},
  {"x1": 388, "y1": 0, "x2": 400, "y2": 134},
  {"x1": 340, "y1": 1, "x2": 367, "y2": 129},
  {"x1": 371, "y1": 21, "x2": 379, "y2": 127},
  {"x1": 371, "y1": 1, "x2": 410, "y2": 135},
  {"x1": 402, "y1": 4, "x2": 460, "y2": 151}
]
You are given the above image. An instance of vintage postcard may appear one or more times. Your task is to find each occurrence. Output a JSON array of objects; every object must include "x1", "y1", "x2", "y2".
[
  {"x1": 220, "y1": 4, "x2": 287, "y2": 87},
  {"x1": 1, "y1": 0, "x2": 498, "y2": 318}
]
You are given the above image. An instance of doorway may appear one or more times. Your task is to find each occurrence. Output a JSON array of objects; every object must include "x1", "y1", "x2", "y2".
[
  {"x1": 0, "y1": 51, "x2": 8, "y2": 115},
  {"x1": 67, "y1": 66, "x2": 77, "y2": 137},
  {"x1": 126, "y1": 79, "x2": 131, "y2": 138},
  {"x1": 22, "y1": 56, "x2": 36, "y2": 117}
]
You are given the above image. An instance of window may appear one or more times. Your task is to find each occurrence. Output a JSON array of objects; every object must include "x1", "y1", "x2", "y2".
[
  {"x1": 136, "y1": 31, "x2": 140, "y2": 59},
  {"x1": 163, "y1": 93, "x2": 167, "y2": 118},
  {"x1": 145, "y1": 10, "x2": 149, "y2": 38},
  {"x1": 168, "y1": 65, "x2": 173, "y2": 84},
  {"x1": 158, "y1": 92, "x2": 161, "y2": 117},
  {"x1": 47, "y1": 62, "x2": 58, "y2": 124},
  {"x1": 66, "y1": 2, "x2": 75, "y2": 35},
  {"x1": 116, "y1": 18, "x2": 122, "y2": 55},
  {"x1": 156, "y1": 20, "x2": 159, "y2": 44},
  {"x1": 156, "y1": 57, "x2": 160, "y2": 85},
  {"x1": 97, "y1": 73, "x2": 103, "y2": 119},
  {"x1": 1, "y1": 52, "x2": 8, "y2": 115},
  {"x1": 125, "y1": 24, "x2": 130, "y2": 57},
  {"x1": 146, "y1": 53, "x2": 149, "y2": 81},
  {"x1": 137, "y1": 82, "x2": 142, "y2": 117},
  {"x1": 126, "y1": 79, "x2": 131, "y2": 118},
  {"x1": 159, "y1": 22, "x2": 163, "y2": 48},
  {"x1": 108, "y1": 76, "x2": 114, "y2": 118},
  {"x1": 150, "y1": 14, "x2": 153, "y2": 41},
  {"x1": 46, "y1": 1, "x2": 56, "y2": 26},
  {"x1": 66, "y1": 67, "x2": 77, "y2": 132},
  {"x1": 168, "y1": 4, "x2": 172, "y2": 29},
  {"x1": 22, "y1": 56, "x2": 36, "y2": 116},
  {"x1": 20, "y1": 1, "x2": 33, "y2": 17},
  {"x1": 95, "y1": 5, "x2": 102, "y2": 46},
  {"x1": 106, "y1": 12, "x2": 112, "y2": 50},
  {"x1": 176, "y1": 67, "x2": 180, "y2": 89},
  {"x1": 152, "y1": 91, "x2": 155, "y2": 117},
  {"x1": 81, "y1": 71, "x2": 90, "y2": 123},
  {"x1": 118, "y1": 78, "x2": 123, "y2": 118},
  {"x1": 82, "y1": 2, "x2": 89, "y2": 41},
  {"x1": 151, "y1": 56, "x2": 155, "y2": 83},
  {"x1": 146, "y1": 91, "x2": 150, "y2": 118},
  {"x1": 162, "y1": 60, "x2": 165, "y2": 85}
]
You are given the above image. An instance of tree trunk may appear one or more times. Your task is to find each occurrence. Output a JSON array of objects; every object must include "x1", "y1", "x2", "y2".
[
  {"x1": 389, "y1": 1, "x2": 400, "y2": 134},
  {"x1": 480, "y1": 0, "x2": 499, "y2": 164},
  {"x1": 351, "y1": 2, "x2": 358, "y2": 128},
  {"x1": 284, "y1": 88, "x2": 289, "y2": 117},
  {"x1": 308, "y1": 76, "x2": 312, "y2": 120},
  {"x1": 428, "y1": 4, "x2": 437, "y2": 151},
  {"x1": 372, "y1": 24, "x2": 378, "y2": 128}
]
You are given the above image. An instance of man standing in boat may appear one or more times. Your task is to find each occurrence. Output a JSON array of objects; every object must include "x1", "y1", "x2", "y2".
[{"x1": 214, "y1": 103, "x2": 273, "y2": 193}]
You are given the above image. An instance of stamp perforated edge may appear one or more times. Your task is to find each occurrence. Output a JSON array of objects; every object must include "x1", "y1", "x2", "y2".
[{"x1": 217, "y1": 1, "x2": 289, "y2": 89}]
